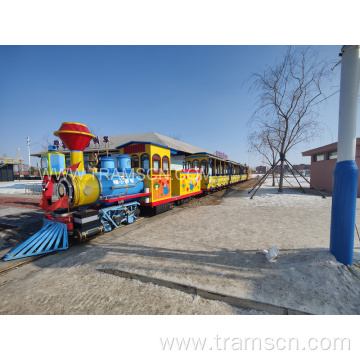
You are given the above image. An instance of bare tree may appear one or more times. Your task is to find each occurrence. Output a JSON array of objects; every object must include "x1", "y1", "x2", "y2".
[
  {"x1": 248, "y1": 128, "x2": 280, "y2": 186},
  {"x1": 40, "y1": 132, "x2": 56, "y2": 151},
  {"x1": 169, "y1": 133, "x2": 182, "y2": 141},
  {"x1": 249, "y1": 46, "x2": 335, "y2": 192}
]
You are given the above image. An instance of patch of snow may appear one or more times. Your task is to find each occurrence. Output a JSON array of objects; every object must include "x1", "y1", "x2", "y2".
[
  {"x1": 240, "y1": 177, "x2": 326, "y2": 208},
  {"x1": 0, "y1": 180, "x2": 42, "y2": 195}
]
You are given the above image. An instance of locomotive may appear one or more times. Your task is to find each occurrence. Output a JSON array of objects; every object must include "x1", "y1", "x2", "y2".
[{"x1": 3, "y1": 122, "x2": 251, "y2": 261}]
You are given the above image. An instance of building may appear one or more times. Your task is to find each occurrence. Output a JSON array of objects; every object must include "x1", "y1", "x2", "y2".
[
  {"x1": 256, "y1": 166, "x2": 267, "y2": 173},
  {"x1": 293, "y1": 164, "x2": 310, "y2": 172},
  {"x1": 0, "y1": 163, "x2": 14, "y2": 182},
  {"x1": 31, "y1": 132, "x2": 212, "y2": 170},
  {"x1": 302, "y1": 138, "x2": 360, "y2": 196},
  {"x1": 274, "y1": 164, "x2": 289, "y2": 172},
  {"x1": 0, "y1": 158, "x2": 19, "y2": 182}
]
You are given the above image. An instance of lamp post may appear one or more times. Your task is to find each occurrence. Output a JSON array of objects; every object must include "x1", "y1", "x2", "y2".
[{"x1": 26, "y1": 137, "x2": 31, "y2": 170}]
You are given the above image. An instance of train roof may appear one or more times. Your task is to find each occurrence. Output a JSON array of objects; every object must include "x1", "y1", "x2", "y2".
[
  {"x1": 32, "y1": 131, "x2": 211, "y2": 157},
  {"x1": 112, "y1": 132, "x2": 210, "y2": 155},
  {"x1": 184, "y1": 152, "x2": 245, "y2": 166}
]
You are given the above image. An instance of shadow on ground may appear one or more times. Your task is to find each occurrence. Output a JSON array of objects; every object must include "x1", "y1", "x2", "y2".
[{"x1": 30, "y1": 239, "x2": 360, "y2": 314}]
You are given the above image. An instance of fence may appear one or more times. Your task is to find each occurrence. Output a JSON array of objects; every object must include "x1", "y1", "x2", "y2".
[{"x1": 24, "y1": 184, "x2": 43, "y2": 195}]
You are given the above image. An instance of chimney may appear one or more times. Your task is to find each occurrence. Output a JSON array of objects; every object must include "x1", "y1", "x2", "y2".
[{"x1": 54, "y1": 122, "x2": 95, "y2": 172}]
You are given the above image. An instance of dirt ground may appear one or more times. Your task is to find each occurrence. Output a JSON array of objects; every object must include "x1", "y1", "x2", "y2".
[
  {"x1": 1, "y1": 179, "x2": 360, "y2": 315},
  {"x1": 181, "y1": 178, "x2": 258, "y2": 208}
]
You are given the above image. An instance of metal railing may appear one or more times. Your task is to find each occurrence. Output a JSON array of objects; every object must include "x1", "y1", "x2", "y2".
[
  {"x1": 24, "y1": 184, "x2": 43, "y2": 195},
  {"x1": 0, "y1": 158, "x2": 20, "y2": 165}
]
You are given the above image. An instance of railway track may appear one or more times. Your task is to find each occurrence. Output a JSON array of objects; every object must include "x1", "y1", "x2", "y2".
[{"x1": 0, "y1": 254, "x2": 50, "y2": 276}]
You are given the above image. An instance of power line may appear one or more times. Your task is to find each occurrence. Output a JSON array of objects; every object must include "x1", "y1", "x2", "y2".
[{"x1": 310, "y1": 90, "x2": 340, "y2": 107}]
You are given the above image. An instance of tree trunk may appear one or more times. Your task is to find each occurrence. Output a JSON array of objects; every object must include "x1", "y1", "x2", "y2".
[
  {"x1": 272, "y1": 170, "x2": 275, "y2": 186},
  {"x1": 278, "y1": 159, "x2": 285, "y2": 192}
]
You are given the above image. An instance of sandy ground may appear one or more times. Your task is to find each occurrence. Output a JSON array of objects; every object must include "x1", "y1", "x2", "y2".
[{"x1": 1, "y1": 177, "x2": 360, "y2": 315}]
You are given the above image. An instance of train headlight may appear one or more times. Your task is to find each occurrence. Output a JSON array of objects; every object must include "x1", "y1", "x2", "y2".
[
  {"x1": 41, "y1": 156, "x2": 49, "y2": 171},
  {"x1": 57, "y1": 177, "x2": 74, "y2": 203}
]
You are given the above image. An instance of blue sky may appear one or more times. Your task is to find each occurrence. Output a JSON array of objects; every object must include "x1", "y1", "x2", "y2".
[{"x1": 0, "y1": 45, "x2": 344, "y2": 167}]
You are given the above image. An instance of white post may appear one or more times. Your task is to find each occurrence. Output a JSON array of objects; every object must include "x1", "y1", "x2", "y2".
[
  {"x1": 27, "y1": 137, "x2": 31, "y2": 169},
  {"x1": 330, "y1": 45, "x2": 360, "y2": 265},
  {"x1": 337, "y1": 46, "x2": 360, "y2": 162}
]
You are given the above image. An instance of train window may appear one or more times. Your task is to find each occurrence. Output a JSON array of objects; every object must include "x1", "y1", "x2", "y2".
[
  {"x1": 65, "y1": 155, "x2": 71, "y2": 167},
  {"x1": 193, "y1": 159, "x2": 199, "y2": 170},
  {"x1": 209, "y1": 159, "x2": 213, "y2": 176},
  {"x1": 141, "y1": 153, "x2": 150, "y2": 174},
  {"x1": 162, "y1": 156, "x2": 169, "y2": 174},
  {"x1": 186, "y1": 161, "x2": 191, "y2": 169},
  {"x1": 201, "y1": 160, "x2": 207, "y2": 175},
  {"x1": 152, "y1": 154, "x2": 161, "y2": 174},
  {"x1": 131, "y1": 155, "x2": 139, "y2": 169}
]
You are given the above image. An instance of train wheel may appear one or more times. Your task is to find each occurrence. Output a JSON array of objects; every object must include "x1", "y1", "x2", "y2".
[{"x1": 154, "y1": 203, "x2": 170, "y2": 215}]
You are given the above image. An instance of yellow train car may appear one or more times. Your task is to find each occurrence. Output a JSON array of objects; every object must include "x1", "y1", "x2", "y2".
[
  {"x1": 184, "y1": 152, "x2": 233, "y2": 191},
  {"x1": 171, "y1": 169, "x2": 202, "y2": 197},
  {"x1": 229, "y1": 161, "x2": 241, "y2": 184},
  {"x1": 118, "y1": 141, "x2": 203, "y2": 213},
  {"x1": 184, "y1": 153, "x2": 251, "y2": 191},
  {"x1": 118, "y1": 141, "x2": 172, "y2": 207},
  {"x1": 117, "y1": 145, "x2": 250, "y2": 212}
]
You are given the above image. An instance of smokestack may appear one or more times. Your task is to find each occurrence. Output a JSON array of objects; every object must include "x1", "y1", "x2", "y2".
[{"x1": 54, "y1": 122, "x2": 95, "y2": 172}]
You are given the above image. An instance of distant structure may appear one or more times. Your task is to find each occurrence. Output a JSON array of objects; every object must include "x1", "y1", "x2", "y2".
[
  {"x1": 0, "y1": 163, "x2": 14, "y2": 182},
  {"x1": 274, "y1": 164, "x2": 290, "y2": 172},
  {"x1": 0, "y1": 157, "x2": 19, "y2": 182},
  {"x1": 256, "y1": 165, "x2": 267, "y2": 173},
  {"x1": 272, "y1": 163, "x2": 310, "y2": 173},
  {"x1": 293, "y1": 164, "x2": 311, "y2": 172},
  {"x1": 302, "y1": 138, "x2": 360, "y2": 196}
]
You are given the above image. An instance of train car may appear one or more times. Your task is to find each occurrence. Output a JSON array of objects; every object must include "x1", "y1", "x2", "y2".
[
  {"x1": 229, "y1": 160, "x2": 241, "y2": 185},
  {"x1": 117, "y1": 141, "x2": 203, "y2": 214},
  {"x1": 183, "y1": 153, "x2": 250, "y2": 191},
  {"x1": 183, "y1": 152, "x2": 229, "y2": 191},
  {"x1": 3, "y1": 122, "x2": 251, "y2": 262}
]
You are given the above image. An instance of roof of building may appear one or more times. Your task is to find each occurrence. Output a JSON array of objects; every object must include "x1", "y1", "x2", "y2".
[
  {"x1": 302, "y1": 138, "x2": 360, "y2": 157},
  {"x1": 31, "y1": 132, "x2": 211, "y2": 157},
  {"x1": 112, "y1": 132, "x2": 210, "y2": 154}
]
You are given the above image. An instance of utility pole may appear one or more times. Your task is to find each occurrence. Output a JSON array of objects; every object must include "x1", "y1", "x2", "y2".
[
  {"x1": 330, "y1": 45, "x2": 360, "y2": 265},
  {"x1": 17, "y1": 148, "x2": 20, "y2": 180},
  {"x1": 26, "y1": 137, "x2": 31, "y2": 170}
]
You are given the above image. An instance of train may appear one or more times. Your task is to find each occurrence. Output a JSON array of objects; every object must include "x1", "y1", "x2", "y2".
[{"x1": 3, "y1": 122, "x2": 251, "y2": 261}]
